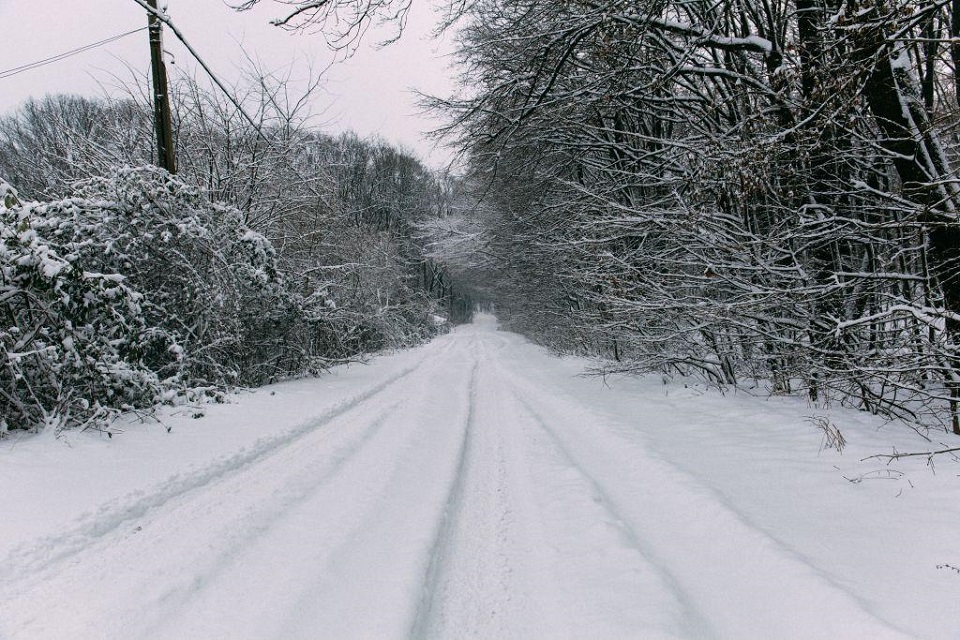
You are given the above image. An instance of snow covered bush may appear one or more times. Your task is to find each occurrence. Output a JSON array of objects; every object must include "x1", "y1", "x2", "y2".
[
  {"x1": 0, "y1": 167, "x2": 349, "y2": 433},
  {"x1": 0, "y1": 186, "x2": 168, "y2": 433},
  {"x1": 38, "y1": 166, "x2": 329, "y2": 388}
]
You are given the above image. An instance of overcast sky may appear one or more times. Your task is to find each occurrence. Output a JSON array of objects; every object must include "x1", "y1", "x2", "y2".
[{"x1": 0, "y1": 0, "x2": 458, "y2": 168}]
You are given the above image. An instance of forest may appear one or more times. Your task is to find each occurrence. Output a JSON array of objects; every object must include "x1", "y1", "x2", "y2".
[
  {"x1": 423, "y1": 0, "x2": 960, "y2": 438},
  {"x1": 4, "y1": 0, "x2": 960, "y2": 440}
]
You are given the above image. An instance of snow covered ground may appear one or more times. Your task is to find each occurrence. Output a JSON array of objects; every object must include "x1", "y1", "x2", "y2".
[{"x1": 1, "y1": 314, "x2": 958, "y2": 639}]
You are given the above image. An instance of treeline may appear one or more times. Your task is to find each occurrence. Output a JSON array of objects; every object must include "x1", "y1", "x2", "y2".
[
  {"x1": 0, "y1": 83, "x2": 470, "y2": 434},
  {"x1": 425, "y1": 0, "x2": 960, "y2": 434}
]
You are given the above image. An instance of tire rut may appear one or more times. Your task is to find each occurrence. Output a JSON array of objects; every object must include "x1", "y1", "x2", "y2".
[
  {"x1": 510, "y1": 389, "x2": 712, "y2": 639},
  {"x1": 0, "y1": 342, "x2": 452, "y2": 586},
  {"x1": 503, "y1": 364, "x2": 909, "y2": 639},
  {"x1": 409, "y1": 359, "x2": 480, "y2": 639}
]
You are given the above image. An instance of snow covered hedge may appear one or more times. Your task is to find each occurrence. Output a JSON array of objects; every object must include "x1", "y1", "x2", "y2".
[
  {"x1": 0, "y1": 167, "x2": 340, "y2": 433},
  {"x1": 56, "y1": 166, "x2": 300, "y2": 387},
  {"x1": 1, "y1": 177, "x2": 167, "y2": 433}
]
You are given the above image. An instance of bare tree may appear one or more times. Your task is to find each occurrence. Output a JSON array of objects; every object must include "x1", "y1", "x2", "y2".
[{"x1": 427, "y1": 0, "x2": 960, "y2": 434}]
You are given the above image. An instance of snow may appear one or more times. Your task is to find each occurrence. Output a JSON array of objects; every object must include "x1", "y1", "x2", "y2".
[
  {"x1": 1, "y1": 314, "x2": 958, "y2": 638},
  {"x1": 646, "y1": 17, "x2": 773, "y2": 54}
]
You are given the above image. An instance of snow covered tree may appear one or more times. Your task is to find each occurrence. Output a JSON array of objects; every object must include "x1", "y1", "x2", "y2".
[
  {"x1": 428, "y1": 0, "x2": 960, "y2": 433},
  {"x1": 0, "y1": 95, "x2": 153, "y2": 200}
]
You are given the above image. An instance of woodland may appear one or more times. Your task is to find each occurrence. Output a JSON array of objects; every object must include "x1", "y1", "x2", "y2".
[
  {"x1": 0, "y1": 83, "x2": 470, "y2": 433},
  {"x1": 424, "y1": 0, "x2": 960, "y2": 438}
]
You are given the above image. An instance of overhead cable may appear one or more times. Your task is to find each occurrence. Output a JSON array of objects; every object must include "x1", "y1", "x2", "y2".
[{"x1": 0, "y1": 27, "x2": 149, "y2": 81}]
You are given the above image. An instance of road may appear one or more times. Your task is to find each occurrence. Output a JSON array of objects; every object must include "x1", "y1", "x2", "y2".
[{"x1": 0, "y1": 315, "x2": 915, "y2": 639}]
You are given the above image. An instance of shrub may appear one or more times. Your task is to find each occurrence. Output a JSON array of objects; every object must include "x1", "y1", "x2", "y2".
[{"x1": 0, "y1": 193, "x2": 169, "y2": 432}]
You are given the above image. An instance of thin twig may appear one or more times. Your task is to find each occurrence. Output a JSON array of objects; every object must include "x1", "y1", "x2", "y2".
[{"x1": 862, "y1": 445, "x2": 960, "y2": 462}]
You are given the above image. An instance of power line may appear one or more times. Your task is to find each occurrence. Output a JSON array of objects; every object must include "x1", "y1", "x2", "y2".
[{"x1": 0, "y1": 27, "x2": 149, "y2": 81}]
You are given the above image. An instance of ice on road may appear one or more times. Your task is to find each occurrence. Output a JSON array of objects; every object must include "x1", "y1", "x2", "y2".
[{"x1": 0, "y1": 314, "x2": 956, "y2": 639}]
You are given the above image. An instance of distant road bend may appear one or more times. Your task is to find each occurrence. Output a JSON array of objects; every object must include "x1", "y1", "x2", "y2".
[{"x1": 0, "y1": 314, "x2": 909, "y2": 639}]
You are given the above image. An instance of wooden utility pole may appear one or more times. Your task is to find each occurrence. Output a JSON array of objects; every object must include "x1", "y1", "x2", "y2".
[{"x1": 146, "y1": 0, "x2": 176, "y2": 173}]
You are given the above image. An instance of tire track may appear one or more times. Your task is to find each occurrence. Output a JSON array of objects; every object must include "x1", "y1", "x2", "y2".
[
  {"x1": 503, "y1": 365, "x2": 910, "y2": 639},
  {"x1": 0, "y1": 342, "x2": 450, "y2": 585},
  {"x1": 510, "y1": 390, "x2": 714, "y2": 639},
  {"x1": 1, "y1": 340, "x2": 467, "y2": 639},
  {"x1": 409, "y1": 359, "x2": 479, "y2": 639},
  {"x1": 410, "y1": 355, "x2": 574, "y2": 639},
  {"x1": 131, "y1": 400, "x2": 408, "y2": 636},
  {"x1": 260, "y1": 347, "x2": 482, "y2": 639}
]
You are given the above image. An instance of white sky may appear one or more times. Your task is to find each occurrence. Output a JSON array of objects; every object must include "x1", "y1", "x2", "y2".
[{"x1": 0, "y1": 0, "x2": 458, "y2": 168}]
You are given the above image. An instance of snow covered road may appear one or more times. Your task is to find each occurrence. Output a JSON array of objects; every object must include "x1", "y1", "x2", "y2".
[{"x1": 1, "y1": 315, "x2": 957, "y2": 639}]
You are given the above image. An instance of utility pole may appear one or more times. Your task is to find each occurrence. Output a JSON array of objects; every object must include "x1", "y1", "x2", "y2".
[{"x1": 146, "y1": 0, "x2": 176, "y2": 173}]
